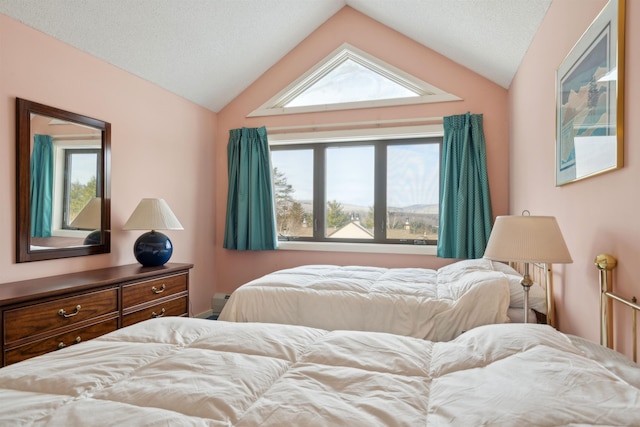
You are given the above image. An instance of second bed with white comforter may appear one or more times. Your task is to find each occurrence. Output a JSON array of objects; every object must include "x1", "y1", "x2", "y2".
[{"x1": 219, "y1": 260, "x2": 536, "y2": 340}]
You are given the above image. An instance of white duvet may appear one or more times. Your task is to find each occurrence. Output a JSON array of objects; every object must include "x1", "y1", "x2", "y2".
[
  {"x1": 0, "y1": 318, "x2": 638, "y2": 426},
  {"x1": 219, "y1": 263, "x2": 512, "y2": 340}
]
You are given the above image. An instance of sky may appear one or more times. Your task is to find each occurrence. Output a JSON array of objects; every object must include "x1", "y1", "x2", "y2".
[
  {"x1": 69, "y1": 152, "x2": 98, "y2": 185},
  {"x1": 285, "y1": 58, "x2": 418, "y2": 107}
]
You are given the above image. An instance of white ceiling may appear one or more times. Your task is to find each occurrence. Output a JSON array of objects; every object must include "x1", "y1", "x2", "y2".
[{"x1": 0, "y1": 0, "x2": 552, "y2": 113}]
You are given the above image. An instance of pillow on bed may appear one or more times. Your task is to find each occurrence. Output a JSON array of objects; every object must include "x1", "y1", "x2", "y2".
[
  {"x1": 440, "y1": 259, "x2": 547, "y2": 313},
  {"x1": 505, "y1": 275, "x2": 547, "y2": 313}
]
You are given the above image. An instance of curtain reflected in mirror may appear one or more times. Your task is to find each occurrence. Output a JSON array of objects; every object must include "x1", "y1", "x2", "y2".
[{"x1": 16, "y1": 98, "x2": 111, "y2": 262}]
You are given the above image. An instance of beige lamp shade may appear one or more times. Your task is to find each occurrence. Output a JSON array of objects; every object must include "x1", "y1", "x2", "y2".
[
  {"x1": 123, "y1": 198, "x2": 183, "y2": 231},
  {"x1": 483, "y1": 215, "x2": 572, "y2": 264},
  {"x1": 70, "y1": 197, "x2": 102, "y2": 229}
]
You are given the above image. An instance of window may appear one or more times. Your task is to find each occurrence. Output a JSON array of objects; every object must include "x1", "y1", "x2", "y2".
[
  {"x1": 62, "y1": 148, "x2": 100, "y2": 229},
  {"x1": 249, "y1": 43, "x2": 461, "y2": 117},
  {"x1": 258, "y1": 45, "x2": 448, "y2": 249},
  {"x1": 271, "y1": 137, "x2": 441, "y2": 245},
  {"x1": 284, "y1": 58, "x2": 419, "y2": 108}
]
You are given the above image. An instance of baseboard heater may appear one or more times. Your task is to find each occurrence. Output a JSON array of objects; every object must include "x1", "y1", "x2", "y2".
[{"x1": 211, "y1": 293, "x2": 231, "y2": 317}]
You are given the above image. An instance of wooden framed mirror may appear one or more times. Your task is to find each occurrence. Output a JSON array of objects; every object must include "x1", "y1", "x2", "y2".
[{"x1": 16, "y1": 98, "x2": 111, "y2": 262}]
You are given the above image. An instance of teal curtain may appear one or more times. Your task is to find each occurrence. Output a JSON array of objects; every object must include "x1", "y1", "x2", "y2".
[
  {"x1": 437, "y1": 113, "x2": 493, "y2": 258},
  {"x1": 30, "y1": 134, "x2": 54, "y2": 238},
  {"x1": 223, "y1": 127, "x2": 277, "y2": 250}
]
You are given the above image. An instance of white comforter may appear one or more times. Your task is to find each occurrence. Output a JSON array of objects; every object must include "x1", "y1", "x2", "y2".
[
  {"x1": 219, "y1": 263, "x2": 511, "y2": 340},
  {"x1": 0, "y1": 318, "x2": 638, "y2": 426}
]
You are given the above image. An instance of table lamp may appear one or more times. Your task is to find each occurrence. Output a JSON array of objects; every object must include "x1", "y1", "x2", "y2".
[
  {"x1": 483, "y1": 214, "x2": 572, "y2": 323},
  {"x1": 69, "y1": 197, "x2": 102, "y2": 245},
  {"x1": 123, "y1": 198, "x2": 183, "y2": 267}
]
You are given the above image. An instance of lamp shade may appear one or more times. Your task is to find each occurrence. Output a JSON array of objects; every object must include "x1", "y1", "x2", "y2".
[
  {"x1": 123, "y1": 198, "x2": 183, "y2": 231},
  {"x1": 123, "y1": 198, "x2": 183, "y2": 267},
  {"x1": 483, "y1": 215, "x2": 572, "y2": 264},
  {"x1": 70, "y1": 197, "x2": 102, "y2": 229}
]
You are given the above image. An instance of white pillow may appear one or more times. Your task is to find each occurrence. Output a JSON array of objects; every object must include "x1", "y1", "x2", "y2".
[
  {"x1": 439, "y1": 259, "x2": 547, "y2": 313},
  {"x1": 505, "y1": 274, "x2": 547, "y2": 313}
]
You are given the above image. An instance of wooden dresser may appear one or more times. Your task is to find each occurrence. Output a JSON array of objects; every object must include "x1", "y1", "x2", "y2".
[{"x1": 0, "y1": 262, "x2": 192, "y2": 366}]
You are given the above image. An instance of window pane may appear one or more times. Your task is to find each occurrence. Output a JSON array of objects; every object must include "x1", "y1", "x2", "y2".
[
  {"x1": 387, "y1": 144, "x2": 439, "y2": 242},
  {"x1": 325, "y1": 146, "x2": 374, "y2": 239},
  {"x1": 271, "y1": 149, "x2": 313, "y2": 238},
  {"x1": 285, "y1": 59, "x2": 418, "y2": 108}
]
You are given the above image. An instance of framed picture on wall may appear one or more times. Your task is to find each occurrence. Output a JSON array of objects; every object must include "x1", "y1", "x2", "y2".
[{"x1": 555, "y1": 0, "x2": 625, "y2": 186}]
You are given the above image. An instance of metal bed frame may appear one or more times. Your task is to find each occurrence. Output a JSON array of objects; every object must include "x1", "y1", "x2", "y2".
[
  {"x1": 595, "y1": 253, "x2": 638, "y2": 363},
  {"x1": 513, "y1": 255, "x2": 637, "y2": 363}
]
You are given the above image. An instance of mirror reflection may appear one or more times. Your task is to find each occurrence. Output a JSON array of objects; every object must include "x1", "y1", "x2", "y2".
[
  {"x1": 16, "y1": 98, "x2": 111, "y2": 262},
  {"x1": 29, "y1": 114, "x2": 102, "y2": 248}
]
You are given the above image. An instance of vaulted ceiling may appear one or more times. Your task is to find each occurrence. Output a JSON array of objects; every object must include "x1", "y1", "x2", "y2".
[{"x1": 0, "y1": 0, "x2": 552, "y2": 112}]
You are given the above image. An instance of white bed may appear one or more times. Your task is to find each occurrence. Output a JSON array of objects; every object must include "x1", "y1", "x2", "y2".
[
  {"x1": 1, "y1": 317, "x2": 638, "y2": 426},
  {"x1": 219, "y1": 259, "x2": 548, "y2": 340}
]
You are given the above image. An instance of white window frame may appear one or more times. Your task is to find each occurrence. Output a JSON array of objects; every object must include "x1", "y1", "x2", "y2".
[
  {"x1": 269, "y1": 123, "x2": 443, "y2": 255},
  {"x1": 51, "y1": 139, "x2": 100, "y2": 239}
]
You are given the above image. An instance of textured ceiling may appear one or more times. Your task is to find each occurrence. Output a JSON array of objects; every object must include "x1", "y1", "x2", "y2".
[{"x1": 0, "y1": 0, "x2": 552, "y2": 112}]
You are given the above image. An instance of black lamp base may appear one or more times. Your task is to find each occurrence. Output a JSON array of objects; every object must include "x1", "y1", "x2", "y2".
[
  {"x1": 133, "y1": 230, "x2": 173, "y2": 267},
  {"x1": 83, "y1": 230, "x2": 102, "y2": 245}
]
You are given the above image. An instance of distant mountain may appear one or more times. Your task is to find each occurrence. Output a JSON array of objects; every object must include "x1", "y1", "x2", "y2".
[
  {"x1": 389, "y1": 204, "x2": 439, "y2": 214},
  {"x1": 294, "y1": 200, "x2": 438, "y2": 215}
]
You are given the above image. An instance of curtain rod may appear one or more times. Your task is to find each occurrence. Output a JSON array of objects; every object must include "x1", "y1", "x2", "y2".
[{"x1": 266, "y1": 117, "x2": 443, "y2": 133}]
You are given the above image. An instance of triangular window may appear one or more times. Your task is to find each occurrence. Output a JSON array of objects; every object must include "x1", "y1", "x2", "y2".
[
  {"x1": 285, "y1": 58, "x2": 418, "y2": 107},
  {"x1": 249, "y1": 43, "x2": 461, "y2": 117}
]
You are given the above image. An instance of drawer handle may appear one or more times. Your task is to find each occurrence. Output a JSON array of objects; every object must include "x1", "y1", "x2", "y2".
[
  {"x1": 58, "y1": 305, "x2": 82, "y2": 318},
  {"x1": 151, "y1": 308, "x2": 166, "y2": 318},
  {"x1": 151, "y1": 284, "x2": 166, "y2": 294},
  {"x1": 57, "y1": 336, "x2": 82, "y2": 350}
]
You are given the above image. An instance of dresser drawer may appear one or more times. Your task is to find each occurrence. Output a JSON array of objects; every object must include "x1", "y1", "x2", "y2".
[
  {"x1": 4, "y1": 288, "x2": 118, "y2": 343},
  {"x1": 4, "y1": 317, "x2": 118, "y2": 366},
  {"x1": 122, "y1": 273, "x2": 187, "y2": 309},
  {"x1": 122, "y1": 296, "x2": 188, "y2": 327}
]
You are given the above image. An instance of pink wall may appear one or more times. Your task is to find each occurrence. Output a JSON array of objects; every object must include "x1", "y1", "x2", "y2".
[
  {"x1": 215, "y1": 7, "x2": 510, "y2": 293},
  {"x1": 0, "y1": 14, "x2": 217, "y2": 316},
  {"x1": 510, "y1": 0, "x2": 639, "y2": 357}
]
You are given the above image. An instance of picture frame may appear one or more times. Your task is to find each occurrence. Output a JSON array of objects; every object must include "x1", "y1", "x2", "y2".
[{"x1": 556, "y1": 0, "x2": 625, "y2": 186}]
